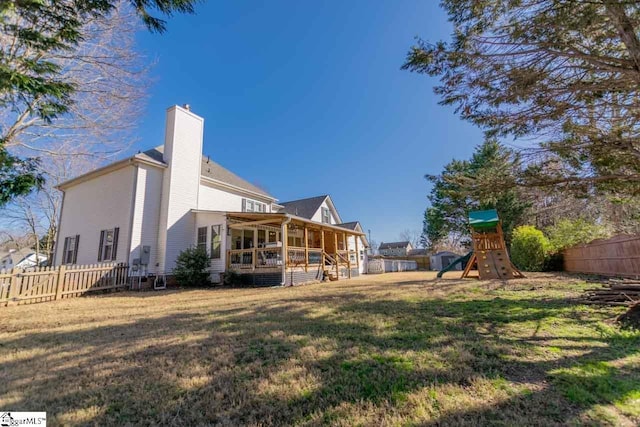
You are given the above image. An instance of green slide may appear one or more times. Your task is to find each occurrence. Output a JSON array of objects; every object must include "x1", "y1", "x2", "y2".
[{"x1": 437, "y1": 251, "x2": 473, "y2": 278}]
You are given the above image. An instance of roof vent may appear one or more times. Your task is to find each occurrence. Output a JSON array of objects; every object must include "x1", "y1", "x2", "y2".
[{"x1": 183, "y1": 104, "x2": 191, "y2": 111}]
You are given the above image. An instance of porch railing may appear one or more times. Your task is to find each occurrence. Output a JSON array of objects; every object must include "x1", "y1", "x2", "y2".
[
  {"x1": 228, "y1": 248, "x2": 283, "y2": 270},
  {"x1": 226, "y1": 248, "x2": 358, "y2": 271},
  {"x1": 286, "y1": 247, "x2": 324, "y2": 267},
  {"x1": 256, "y1": 247, "x2": 282, "y2": 268}
]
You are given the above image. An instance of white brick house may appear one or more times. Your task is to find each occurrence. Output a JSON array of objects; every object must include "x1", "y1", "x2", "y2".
[{"x1": 54, "y1": 105, "x2": 369, "y2": 285}]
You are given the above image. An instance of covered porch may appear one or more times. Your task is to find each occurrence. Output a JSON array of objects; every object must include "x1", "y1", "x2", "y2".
[{"x1": 225, "y1": 212, "x2": 364, "y2": 284}]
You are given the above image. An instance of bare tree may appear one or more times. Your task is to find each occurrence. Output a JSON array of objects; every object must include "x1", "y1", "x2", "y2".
[
  {"x1": 399, "y1": 229, "x2": 422, "y2": 249},
  {"x1": 1, "y1": 1, "x2": 148, "y2": 161},
  {"x1": 0, "y1": 2, "x2": 149, "y2": 260}
]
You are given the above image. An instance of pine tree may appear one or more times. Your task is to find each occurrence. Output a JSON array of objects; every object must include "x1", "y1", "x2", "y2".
[
  {"x1": 0, "y1": 0, "x2": 198, "y2": 205},
  {"x1": 404, "y1": 0, "x2": 640, "y2": 196},
  {"x1": 423, "y1": 140, "x2": 530, "y2": 248}
]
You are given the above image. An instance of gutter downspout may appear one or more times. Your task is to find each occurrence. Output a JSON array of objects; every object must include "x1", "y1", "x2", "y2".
[{"x1": 280, "y1": 216, "x2": 291, "y2": 286}]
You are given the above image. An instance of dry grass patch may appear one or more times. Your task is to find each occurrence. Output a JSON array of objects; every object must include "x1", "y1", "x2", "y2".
[{"x1": 0, "y1": 271, "x2": 639, "y2": 426}]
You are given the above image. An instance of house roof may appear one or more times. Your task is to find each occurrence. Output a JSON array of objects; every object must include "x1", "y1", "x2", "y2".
[
  {"x1": 336, "y1": 221, "x2": 369, "y2": 248},
  {"x1": 0, "y1": 248, "x2": 37, "y2": 266},
  {"x1": 200, "y1": 157, "x2": 273, "y2": 198},
  {"x1": 59, "y1": 146, "x2": 274, "y2": 200},
  {"x1": 336, "y1": 221, "x2": 359, "y2": 231},
  {"x1": 279, "y1": 195, "x2": 329, "y2": 219},
  {"x1": 379, "y1": 241, "x2": 411, "y2": 250},
  {"x1": 143, "y1": 147, "x2": 274, "y2": 199}
]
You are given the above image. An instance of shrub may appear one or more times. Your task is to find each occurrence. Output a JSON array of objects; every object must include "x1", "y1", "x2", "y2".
[
  {"x1": 546, "y1": 218, "x2": 610, "y2": 252},
  {"x1": 510, "y1": 225, "x2": 550, "y2": 271},
  {"x1": 173, "y1": 247, "x2": 211, "y2": 287},
  {"x1": 222, "y1": 269, "x2": 245, "y2": 286}
]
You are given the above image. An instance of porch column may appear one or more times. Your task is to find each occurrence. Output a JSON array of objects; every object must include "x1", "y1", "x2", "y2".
[
  {"x1": 343, "y1": 233, "x2": 350, "y2": 278},
  {"x1": 282, "y1": 221, "x2": 289, "y2": 278},
  {"x1": 334, "y1": 232, "x2": 339, "y2": 278},
  {"x1": 304, "y1": 226, "x2": 308, "y2": 272},
  {"x1": 355, "y1": 235, "x2": 360, "y2": 271},
  {"x1": 320, "y1": 228, "x2": 325, "y2": 268}
]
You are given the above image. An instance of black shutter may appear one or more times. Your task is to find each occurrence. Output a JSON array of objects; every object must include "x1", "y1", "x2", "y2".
[
  {"x1": 242, "y1": 198, "x2": 247, "y2": 212},
  {"x1": 112, "y1": 227, "x2": 119, "y2": 261},
  {"x1": 62, "y1": 237, "x2": 69, "y2": 264},
  {"x1": 73, "y1": 235, "x2": 80, "y2": 264},
  {"x1": 97, "y1": 230, "x2": 105, "y2": 262}
]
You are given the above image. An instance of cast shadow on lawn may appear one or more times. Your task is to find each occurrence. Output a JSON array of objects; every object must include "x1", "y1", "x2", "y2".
[{"x1": 1, "y1": 293, "x2": 639, "y2": 425}]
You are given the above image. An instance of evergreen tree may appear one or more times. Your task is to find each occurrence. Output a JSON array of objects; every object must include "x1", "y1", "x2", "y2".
[
  {"x1": 404, "y1": 0, "x2": 640, "y2": 196},
  {"x1": 423, "y1": 140, "x2": 529, "y2": 248},
  {"x1": 0, "y1": 0, "x2": 198, "y2": 205}
]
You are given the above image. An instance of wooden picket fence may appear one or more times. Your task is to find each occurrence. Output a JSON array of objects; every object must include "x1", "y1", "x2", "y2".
[
  {"x1": 564, "y1": 235, "x2": 640, "y2": 278},
  {"x1": 0, "y1": 263, "x2": 129, "y2": 307}
]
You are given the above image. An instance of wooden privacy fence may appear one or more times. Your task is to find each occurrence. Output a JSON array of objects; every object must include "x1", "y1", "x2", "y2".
[
  {"x1": 564, "y1": 235, "x2": 640, "y2": 278},
  {"x1": 0, "y1": 263, "x2": 129, "y2": 307}
]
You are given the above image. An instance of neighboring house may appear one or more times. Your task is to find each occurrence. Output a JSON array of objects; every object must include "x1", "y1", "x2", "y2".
[
  {"x1": 0, "y1": 248, "x2": 48, "y2": 270},
  {"x1": 378, "y1": 241, "x2": 413, "y2": 257},
  {"x1": 54, "y1": 105, "x2": 368, "y2": 285},
  {"x1": 430, "y1": 251, "x2": 463, "y2": 271}
]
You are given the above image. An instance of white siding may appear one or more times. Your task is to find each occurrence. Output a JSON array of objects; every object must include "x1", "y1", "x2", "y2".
[
  {"x1": 157, "y1": 106, "x2": 204, "y2": 272},
  {"x1": 311, "y1": 199, "x2": 338, "y2": 224},
  {"x1": 194, "y1": 212, "x2": 227, "y2": 281},
  {"x1": 129, "y1": 165, "x2": 164, "y2": 273},
  {"x1": 55, "y1": 166, "x2": 136, "y2": 265},
  {"x1": 197, "y1": 182, "x2": 272, "y2": 212},
  {"x1": 347, "y1": 234, "x2": 368, "y2": 274}
]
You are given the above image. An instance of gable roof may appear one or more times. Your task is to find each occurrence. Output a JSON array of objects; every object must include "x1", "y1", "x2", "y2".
[
  {"x1": 379, "y1": 241, "x2": 411, "y2": 250},
  {"x1": 337, "y1": 221, "x2": 369, "y2": 248},
  {"x1": 200, "y1": 157, "x2": 273, "y2": 198},
  {"x1": 279, "y1": 195, "x2": 329, "y2": 219},
  {"x1": 59, "y1": 146, "x2": 274, "y2": 199},
  {"x1": 0, "y1": 248, "x2": 37, "y2": 265},
  {"x1": 336, "y1": 221, "x2": 359, "y2": 231}
]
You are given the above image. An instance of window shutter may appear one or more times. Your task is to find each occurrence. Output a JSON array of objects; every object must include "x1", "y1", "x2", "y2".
[
  {"x1": 242, "y1": 198, "x2": 246, "y2": 212},
  {"x1": 112, "y1": 227, "x2": 119, "y2": 261},
  {"x1": 73, "y1": 235, "x2": 80, "y2": 264},
  {"x1": 62, "y1": 238, "x2": 69, "y2": 264},
  {"x1": 97, "y1": 230, "x2": 105, "y2": 262}
]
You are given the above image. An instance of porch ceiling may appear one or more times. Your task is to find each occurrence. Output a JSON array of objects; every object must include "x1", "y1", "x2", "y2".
[{"x1": 192, "y1": 210, "x2": 366, "y2": 236}]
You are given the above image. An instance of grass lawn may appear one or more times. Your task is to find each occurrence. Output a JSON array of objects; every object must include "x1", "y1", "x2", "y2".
[{"x1": 1, "y1": 272, "x2": 639, "y2": 426}]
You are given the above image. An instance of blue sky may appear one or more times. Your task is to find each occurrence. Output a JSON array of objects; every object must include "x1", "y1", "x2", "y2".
[{"x1": 135, "y1": 0, "x2": 484, "y2": 245}]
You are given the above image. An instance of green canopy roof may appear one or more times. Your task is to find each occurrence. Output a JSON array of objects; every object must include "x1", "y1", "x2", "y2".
[{"x1": 468, "y1": 209, "x2": 500, "y2": 229}]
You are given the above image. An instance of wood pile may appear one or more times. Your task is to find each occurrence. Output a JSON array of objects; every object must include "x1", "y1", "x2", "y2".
[{"x1": 581, "y1": 278, "x2": 640, "y2": 306}]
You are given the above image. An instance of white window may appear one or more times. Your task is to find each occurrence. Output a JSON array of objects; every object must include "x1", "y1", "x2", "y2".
[
  {"x1": 243, "y1": 198, "x2": 267, "y2": 213},
  {"x1": 197, "y1": 227, "x2": 208, "y2": 253},
  {"x1": 98, "y1": 228, "x2": 119, "y2": 262},
  {"x1": 321, "y1": 207, "x2": 331, "y2": 224},
  {"x1": 63, "y1": 235, "x2": 80, "y2": 264},
  {"x1": 211, "y1": 225, "x2": 221, "y2": 259}
]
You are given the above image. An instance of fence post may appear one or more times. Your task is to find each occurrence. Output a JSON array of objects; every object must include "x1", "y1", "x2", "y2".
[
  {"x1": 7, "y1": 268, "x2": 17, "y2": 306},
  {"x1": 55, "y1": 265, "x2": 66, "y2": 300}
]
